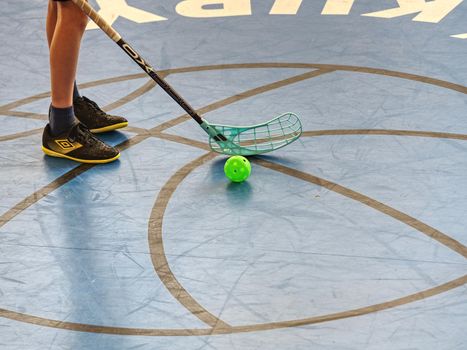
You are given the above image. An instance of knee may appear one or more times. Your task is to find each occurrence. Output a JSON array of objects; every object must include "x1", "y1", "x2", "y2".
[
  {"x1": 59, "y1": 2, "x2": 89, "y2": 32},
  {"x1": 74, "y1": 11, "x2": 89, "y2": 32}
]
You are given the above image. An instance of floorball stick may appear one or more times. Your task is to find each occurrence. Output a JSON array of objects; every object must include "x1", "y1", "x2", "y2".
[{"x1": 71, "y1": 0, "x2": 302, "y2": 155}]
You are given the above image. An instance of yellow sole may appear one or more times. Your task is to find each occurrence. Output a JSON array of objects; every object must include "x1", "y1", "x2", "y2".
[
  {"x1": 42, "y1": 146, "x2": 121, "y2": 164},
  {"x1": 90, "y1": 122, "x2": 129, "y2": 134}
]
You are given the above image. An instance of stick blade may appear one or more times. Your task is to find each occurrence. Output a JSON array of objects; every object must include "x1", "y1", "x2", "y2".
[{"x1": 209, "y1": 113, "x2": 302, "y2": 156}]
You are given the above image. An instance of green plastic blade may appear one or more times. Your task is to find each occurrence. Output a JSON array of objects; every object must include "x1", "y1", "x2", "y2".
[{"x1": 206, "y1": 113, "x2": 302, "y2": 156}]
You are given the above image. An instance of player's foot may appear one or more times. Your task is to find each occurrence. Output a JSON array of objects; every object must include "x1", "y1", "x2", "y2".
[
  {"x1": 74, "y1": 96, "x2": 128, "y2": 133},
  {"x1": 42, "y1": 123, "x2": 120, "y2": 164}
]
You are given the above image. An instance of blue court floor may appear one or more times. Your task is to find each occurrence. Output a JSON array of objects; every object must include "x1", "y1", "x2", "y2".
[{"x1": 1, "y1": 1, "x2": 467, "y2": 349}]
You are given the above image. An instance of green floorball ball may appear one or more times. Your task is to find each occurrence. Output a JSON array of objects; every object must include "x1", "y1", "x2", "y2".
[{"x1": 224, "y1": 156, "x2": 251, "y2": 182}]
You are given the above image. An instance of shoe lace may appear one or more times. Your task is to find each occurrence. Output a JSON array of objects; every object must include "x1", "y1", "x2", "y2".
[
  {"x1": 82, "y1": 96, "x2": 106, "y2": 115},
  {"x1": 69, "y1": 124, "x2": 97, "y2": 146}
]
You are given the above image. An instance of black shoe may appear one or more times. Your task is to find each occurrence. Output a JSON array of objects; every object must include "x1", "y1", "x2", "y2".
[
  {"x1": 42, "y1": 123, "x2": 120, "y2": 164},
  {"x1": 74, "y1": 96, "x2": 128, "y2": 133}
]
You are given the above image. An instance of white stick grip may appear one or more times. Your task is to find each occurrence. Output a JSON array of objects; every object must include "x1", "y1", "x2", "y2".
[{"x1": 70, "y1": 0, "x2": 122, "y2": 42}]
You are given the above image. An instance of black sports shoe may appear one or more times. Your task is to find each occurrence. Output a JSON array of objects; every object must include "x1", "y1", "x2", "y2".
[
  {"x1": 74, "y1": 96, "x2": 128, "y2": 133},
  {"x1": 42, "y1": 123, "x2": 120, "y2": 164}
]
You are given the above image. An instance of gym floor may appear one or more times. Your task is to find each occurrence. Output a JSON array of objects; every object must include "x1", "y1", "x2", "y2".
[{"x1": 1, "y1": 1, "x2": 466, "y2": 349}]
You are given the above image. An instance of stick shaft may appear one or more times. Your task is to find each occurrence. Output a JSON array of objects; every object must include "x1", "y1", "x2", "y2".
[{"x1": 70, "y1": 0, "x2": 204, "y2": 125}]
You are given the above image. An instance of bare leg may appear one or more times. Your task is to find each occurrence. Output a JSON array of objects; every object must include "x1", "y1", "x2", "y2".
[
  {"x1": 43, "y1": 1, "x2": 120, "y2": 163},
  {"x1": 49, "y1": 0, "x2": 88, "y2": 108}
]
